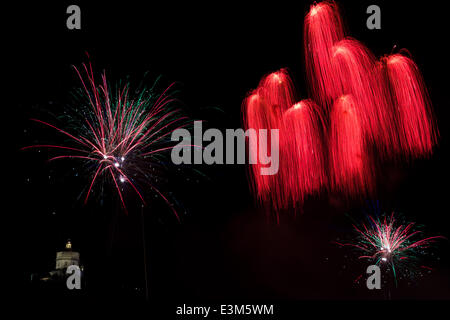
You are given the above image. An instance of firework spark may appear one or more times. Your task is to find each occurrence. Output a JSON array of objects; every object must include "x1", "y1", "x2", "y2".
[
  {"x1": 242, "y1": 70, "x2": 296, "y2": 213},
  {"x1": 336, "y1": 212, "x2": 445, "y2": 285},
  {"x1": 282, "y1": 99, "x2": 327, "y2": 205},
  {"x1": 23, "y1": 61, "x2": 192, "y2": 219},
  {"x1": 242, "y1": 90, "x2": 276, "y2": 206},
  {"x1": 329, "y1": 95, "x2": 374, "y2": 197},
  {"x1": 331, "y1": 39, "x2": 399, "y2": 159},
  {"x1": 381, "y1": 53, "x2": 438, "y2": 158},
  {"x1": 304, "y1": 0, "x2": 345, "y2": 111}
]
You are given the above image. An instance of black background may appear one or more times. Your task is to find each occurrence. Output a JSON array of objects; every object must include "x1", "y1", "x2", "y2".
[{"x1": 7, "y1": 0, "x2": 450, "y2": 309}]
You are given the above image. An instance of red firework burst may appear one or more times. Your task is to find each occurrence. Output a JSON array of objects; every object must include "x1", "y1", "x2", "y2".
[{"x1": 242, "y1": 1, "x2": 438, "y2": 213}]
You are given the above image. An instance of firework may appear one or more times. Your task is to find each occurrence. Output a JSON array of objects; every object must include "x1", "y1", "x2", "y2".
[
  {"x1": 22, "y1": 61, "x2": 192, "y2": 219},
  {"x1": 242, "y1": 1, "x2": 438, "y2": 213},
  {"x1": 336, "y1": 212, "x2": 445, "y2": 286},
  {"x1": 242, "y1": 70, "x2": 296, "y2": 213},
  {"x1": 329, "y1": 95, "x2": 374, "y2": 197},
  {"x1": 242, "y1": 91, "x2": 275, "y2": 206},
  {"x1": 331, "y1": 39, "x2": 399, "y2": 158},
  {"x1": 281, "y1": 99, "x2": 327, "y2": 206},
  {"x1": 381, "y1": 53, "x2": 438, "y2": 158},
  {"x1": 304, "y1": 1, "x2": 345, "y2": 111},
  {"x1": 258, "y1": 68, "x2": 296, "y2": 119}
]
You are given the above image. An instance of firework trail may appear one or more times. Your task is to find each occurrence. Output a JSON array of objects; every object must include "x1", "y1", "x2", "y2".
[
  {"x1": 336, "y1": 212, "x2": 445, "y2": 286},
  {"x1": 304, "y1": 1, "x2": 345, "y2": 111},
  {"x1": 381, "y1": 53, "x2": 438, "y2": 158},
  {"x1": 243, "y1": 70, "x2": 296, "y2": 212},
  {"x1": 23, "y1": 61, "x2": 193, "y2": 219},
  {"x1": 329, "y1": 95, "x2": 374, "y2": 197},
  {"x1": 331, "y1": 39, "x2": 399, "y2": 158},
  {"x1": 243, "y1": 70, "x2": 326, "y2": 213},
  {"x1": 258, "y1": 69, "x2": 296, "y2": 119},
  {"x1": 282, "y1": 99, "x2": 327, "y2": 206},
  {"x1": 242, "y1": 1, "x2": 438, "y2": 213},
  {"x1": 242, "y1": 91, "x2": 275, "y2": 206}
]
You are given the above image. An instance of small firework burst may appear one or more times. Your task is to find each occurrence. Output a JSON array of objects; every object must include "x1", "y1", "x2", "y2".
[
  {"x1": 23, "y1": 61, "x2": 193, "y2": 219},
  {"x1": 336, "y1": 211, "x2": 445, "y2": 287}
]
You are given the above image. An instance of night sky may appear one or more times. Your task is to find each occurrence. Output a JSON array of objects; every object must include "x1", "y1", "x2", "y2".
[{"x1": 8, "y1": 0, "x2": 450, "y2": 310}]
